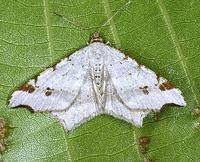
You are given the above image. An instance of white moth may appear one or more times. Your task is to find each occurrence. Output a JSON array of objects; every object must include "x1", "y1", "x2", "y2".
[{"x1": 9, "y1": 33, "x2": 186, "y2": 131}]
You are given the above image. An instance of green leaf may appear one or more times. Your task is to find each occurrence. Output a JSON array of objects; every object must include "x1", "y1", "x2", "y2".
[{"x1": 0, "y1": 0, "x2": 200, "y2": 161}]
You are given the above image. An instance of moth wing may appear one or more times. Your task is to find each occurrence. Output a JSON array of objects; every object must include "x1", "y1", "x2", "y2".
[
  {"x1": 105, "y1": 78, "x2": 149, "y2": 127},
  {"x1": 51, "y1": 72, "x2": 101, "y2": 131},
  {"x1": 9, "y1": 48, "x2": 90, "y2": 112},
  {"x1": 104, "y1": 45, "x2": 186, "y2": 110}
]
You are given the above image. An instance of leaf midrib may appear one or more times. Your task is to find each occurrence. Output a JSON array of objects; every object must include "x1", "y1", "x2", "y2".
[
  {"x1": 102, "y1": 0, "x2": 121, "y2": 47},
  {"x1": 44, "y1": 0, "x2": 53, "y2": 64}
]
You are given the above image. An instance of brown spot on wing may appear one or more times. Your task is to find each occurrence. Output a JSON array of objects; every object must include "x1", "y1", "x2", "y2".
[
  {"x1": 159, "y1": 81, "x2": 175, "y2": 91},
  {"x1": 45, "y1": 87, "x2": 54, "y2": 96},
  {"x1": 139, "y1": 86, "x2": 149, "y2": 95},
  {"x1": 20, "y1": 84, "x2": 35, "y2": 93},
  {"x1": 45, "y1": 91, "x2": 52, "y2": 96},
  {"x1": 142, "y1": 89, "x2": 149, "y2": 95}
]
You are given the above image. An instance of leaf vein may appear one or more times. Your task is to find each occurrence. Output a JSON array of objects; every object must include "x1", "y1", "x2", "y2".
[
  {"x1": 102, "y1": 0, "x2": 121, "y2": 47},
  {"x1": 157, "y1": 0, "x2": 200, "y2": 105},
  {"x1": 43, "y1": 0, "x2": 53, "y2": 64}
]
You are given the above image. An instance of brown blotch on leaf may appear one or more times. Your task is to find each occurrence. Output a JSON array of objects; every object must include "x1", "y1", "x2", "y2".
[
  {"x1": 139, "y1": 136, "x2": 150, "y2": 145},
  {"x1": 192, "y1": 106, "x2": 200, "y2": 116},
  {"x1": 0, "y1": 118, "x2": 6, "y2": 129},
  {"x1": 0, "y1": 118, "x2": 10, "y2": 139},
  {"x1": 20, "y1": 84, "x2": 35, "y2": 93},
  {"x1": 138, "y1": 136, "x2": 150, "y2": 154},
  {"x1": 159, "y1": 81, "x2": 175, "y2": 91},
  {"x1": 0, "y1": 127, "x2": 7, "y2": 139},
  {"x1": 0, "y1": 143, "x2": 6, "y2": 153}
]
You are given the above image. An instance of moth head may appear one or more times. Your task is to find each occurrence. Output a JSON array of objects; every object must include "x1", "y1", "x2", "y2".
[{"x1": 90, "y1": 32, "x2": 103, "y2": 43}]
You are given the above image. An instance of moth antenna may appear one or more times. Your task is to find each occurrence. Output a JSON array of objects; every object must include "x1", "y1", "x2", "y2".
[
  {"x1": 53, "y1": 1, "x2": 132, "y2": 33},
  {"x1": 97, "y1": 0, "x2": 132, "y2": 33},
  {"x1": 90, "y1": 1, "x2": 132, "y2": 43},
  {"x1": 53, "y1": 12, "x2": 88, "y2": 30}
]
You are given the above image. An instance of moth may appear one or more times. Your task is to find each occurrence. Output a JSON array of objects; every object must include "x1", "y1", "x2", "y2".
[{"x1": 9, "y1": 33, "x2": 186, "y2": 131}]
